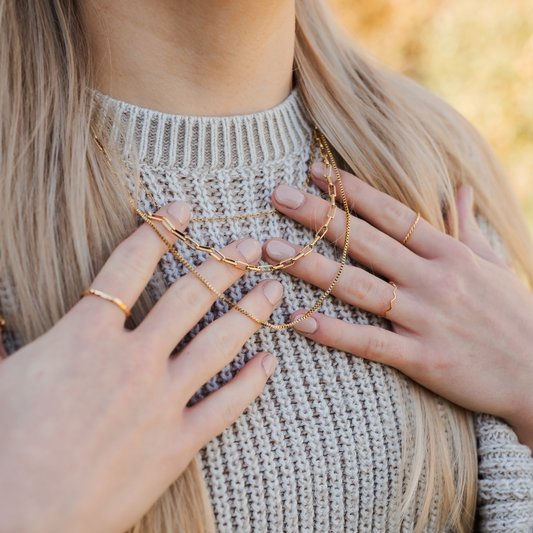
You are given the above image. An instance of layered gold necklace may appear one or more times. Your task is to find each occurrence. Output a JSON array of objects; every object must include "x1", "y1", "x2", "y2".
[{"x1": 93, "y1": 125, "x2": 350, "y2": 330}]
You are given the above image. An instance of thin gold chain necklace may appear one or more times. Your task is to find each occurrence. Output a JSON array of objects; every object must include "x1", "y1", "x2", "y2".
[
  {"x1": 140, "y1": 129, "x2": 319, "y2": 226},
  {"x1": 93, "y1": 127, "x2": 350, "y2": 330}
]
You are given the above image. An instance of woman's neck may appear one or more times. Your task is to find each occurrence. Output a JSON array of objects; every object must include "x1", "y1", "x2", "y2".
[{"x1": 81, "y1": 0, "x2": 295, "y2": 116}]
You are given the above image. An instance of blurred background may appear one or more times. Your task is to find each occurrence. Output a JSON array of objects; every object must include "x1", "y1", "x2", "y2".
[{"x1": 331, "y1": 0, "x2": 533, "y2": 232}]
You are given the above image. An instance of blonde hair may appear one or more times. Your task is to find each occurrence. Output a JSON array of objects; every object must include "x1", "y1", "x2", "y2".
[{"x1": 1, "y1": 0, "x2": 532, "y2": 531}]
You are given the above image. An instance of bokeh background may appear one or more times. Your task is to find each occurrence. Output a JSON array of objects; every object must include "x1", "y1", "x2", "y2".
[{"x1": 331, "y1": 0, "x2": 533, "y2": 232}]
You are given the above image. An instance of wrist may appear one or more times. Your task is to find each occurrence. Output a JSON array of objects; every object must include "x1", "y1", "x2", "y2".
[{"x1": 503, "y1": 405, "x2": 533, "y2": 456}]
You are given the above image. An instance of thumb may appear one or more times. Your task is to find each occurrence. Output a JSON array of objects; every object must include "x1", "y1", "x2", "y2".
[{"x1": 456, "y1": 185, "x2": 507, "y2": 267}]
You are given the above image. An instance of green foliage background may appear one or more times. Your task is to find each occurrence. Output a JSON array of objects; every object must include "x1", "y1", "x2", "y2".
[{"x1": 331, "y1": 0, "x2": 533, "y2": 231}]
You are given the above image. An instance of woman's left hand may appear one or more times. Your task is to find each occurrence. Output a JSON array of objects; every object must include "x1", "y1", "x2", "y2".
[{"x1": 264, "y1": 162, "x2": 533, "y2": 451}]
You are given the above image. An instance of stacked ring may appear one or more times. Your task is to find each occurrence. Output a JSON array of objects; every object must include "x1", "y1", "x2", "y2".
[
  {"x1": 81, "y1": 289, "x2": 131, "y2": 319},
  {"x1": 402, "y1": 213, "x2": 421, "y2": 245},
  {"x1": 379, "y1": 281, "x2": 397, "y2": 319}
]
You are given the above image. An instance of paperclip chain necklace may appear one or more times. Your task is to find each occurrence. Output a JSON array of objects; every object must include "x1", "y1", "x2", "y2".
[{"x1": 93, "y1": 127, "x2": 351, "y2": 330}]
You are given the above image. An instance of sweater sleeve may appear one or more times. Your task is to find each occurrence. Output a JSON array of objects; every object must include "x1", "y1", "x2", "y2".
[
  {"x1": 475, "y1": 413, "x2": 533, "y2": 532},
  {"x1": 474, "y1": 216, "x2": 533, "y2": 531}
]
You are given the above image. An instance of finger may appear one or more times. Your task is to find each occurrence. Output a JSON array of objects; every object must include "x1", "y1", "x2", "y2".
[
  {"x1": 309, "y1": 162, "x2": 447, "y2": 259},
  {"x1": 289, "y1": 310, "x2": 418, "y2": 374},
  {"x1": 456, "y1": 185, "x2": 508, "y2": 268},
  {"x1": 136, "y1": 237, "x2": 263, "y2": 353},
  {"x1": 263, "y1": 238, "x2": 416, "y2": 324},
  {"x1": 170, "y1": 279, "x2": 283, "y2": 398},
  {"x1": 183, "y1": 352, "x2": 276, "y2": 449},
  {"x1": 78, "y1": 201, "x2": 190, "y2": 326},
  {"x1": 272, "y1": 183, "x2": 425, "y2": 283}
]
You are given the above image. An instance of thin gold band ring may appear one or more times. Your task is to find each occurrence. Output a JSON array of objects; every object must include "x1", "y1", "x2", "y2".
[
  {"x1": 379, "y1": 281, "x2": 397, "y2": 319},
  {"x1": 402, "y1": 212, "x2": 421, "y2": 245},
  {"x1": 81, "y1": 289, "x2": 131, "y2": 319}
]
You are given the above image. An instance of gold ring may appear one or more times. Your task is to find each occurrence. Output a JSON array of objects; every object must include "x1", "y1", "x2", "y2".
[
  {"x1": 81, "y1": 289, "x2": 131, "y2": 319},
  {"x1": 0, "y1": 315, "x2": 5, "y2": 332},
  {"x1": 402, "y1": 212, "x2": 420, "y2": 245},
  {"x1": 379, "y1": 281, "x2": 397, "y2": 319}
]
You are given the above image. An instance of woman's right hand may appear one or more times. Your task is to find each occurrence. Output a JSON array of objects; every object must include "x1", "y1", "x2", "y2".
[{"x1": 0, "y1": 201, "x2": 281, "y2": 533}]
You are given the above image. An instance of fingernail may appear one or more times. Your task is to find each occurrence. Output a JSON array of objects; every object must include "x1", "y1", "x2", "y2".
[
  {"x1": 167, "y1": 201, "x2": 190, "y2": 226},
  {"x1": 274, "y1": 185, "x2": 305, "y2": 209},
  {"x1": 236, "y1": 238, "x2": 261, "y2": 263},
  {"x1": 262, "y1": 280, "x2": 283, "y2": 306},
  {"x1": 311, "y1": 162, "x2": 337, "y2": 183},
  {"x1": 311, "y1": 162, "x2": 325, "y2": 179},
  {"x1": 264, "y1": 239, "x2": 297, "y2": 261},
  {"x1": 292, "y1": 314, "x2": 318, "y2": 335},
  {"x1": 261, "y1": 353, "x2": 277, "y2": 378}
]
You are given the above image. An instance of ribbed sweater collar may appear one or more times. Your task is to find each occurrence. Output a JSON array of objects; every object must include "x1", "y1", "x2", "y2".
[{"x1": 96, "y1": 88, "x2": 313, "y2": 170}]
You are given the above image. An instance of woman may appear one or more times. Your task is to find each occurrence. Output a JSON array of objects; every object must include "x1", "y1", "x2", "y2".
[{"x1": 0, "y1": 0, "x2": 532, "y2": 532}]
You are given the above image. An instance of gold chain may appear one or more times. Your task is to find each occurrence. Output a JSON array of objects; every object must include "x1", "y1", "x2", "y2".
[
  {"x1": 93, "y1": 127, "x2": 350, "y2": 329},
  {"x1": 94, "y1": 130, "x2": 338, "y2": 273}
]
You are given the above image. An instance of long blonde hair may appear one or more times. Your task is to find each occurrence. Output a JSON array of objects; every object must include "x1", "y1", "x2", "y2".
[{"x1": 2, "y1": 0, "x2": 532, "y2": 531}]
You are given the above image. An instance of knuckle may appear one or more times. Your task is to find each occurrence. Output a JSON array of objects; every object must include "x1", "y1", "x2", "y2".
[
  {"x1": 348, "y1": 272, "x2": 375, "y2": 302},
  {"x1": 73, "y1": 306, "x2": 113, "y2": 339},
  {"x1": 301, "y1": 253, "x2": 322, "y2": 278},
  {"x1": 132, "y1": 330, "x2": 165, "y2": 360},
  {"x1": 117, "y1": 353, "x2": 158, "y2": 390},
  {"x1": 211, "y1": 329, "x2": 238, "y2": 366},
  {"x1": 364, "y1": 330, "x2": 387, "y2": 360},
  {"x1": 382, "y1": 197, "x2": 412, "y2": 230},
  {"x1": 329, "y1": 323, "x2": 345, "y2": 347},
  {"x1": 222, "y1": 398, "x2": 244, "y2": 425},
  {"x1": 173, "y1": 279, "x2": 211, "y2": 313},
  {"x1": 431, "y1": 266, "x2": 466, "y2": 304},
  {"x1": 416, "y1": 350, "x2": 452, "y2": 386},
  {"x1": 119, "y1": 334, "x2": 163, "y2": 388},
  {"x1": 448, "y1": 238, "x2": 474, "y2": 262},
  {"x1": 112, "y1": 238, "x2": 148, "y2": 278},
  {"x1": 359, "y1": 222, "x2": 382, "y2": 253}
]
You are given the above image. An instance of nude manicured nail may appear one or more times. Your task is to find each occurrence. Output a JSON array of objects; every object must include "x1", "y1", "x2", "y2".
[
  {"x1": 265, "y1": 239, "x2": 297, "y2": 261},
  {"x1": 261, "y1": 353, "x2": 277, "y2": 378},
  {"x1": 274, "y1": 185, "x2": 305, "y2": 209},
  {"x1": 262, "y1": 280, "x2": 283, "y2": 306},
  {"x1": 311, "y1": 162, "x2": 337, "y2": 183},
  {"x1": 236, "y1": 238, "x2": 261, "y2": 263},
  {"x1": 293, "y1": 315, "x2": 318, "y2": 335},
  {"x1": 167, "y1": 201, "x2": 190, "y2": 226}
]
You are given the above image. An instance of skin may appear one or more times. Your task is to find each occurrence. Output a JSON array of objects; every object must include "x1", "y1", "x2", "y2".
[
  {"x1": 82, "y1": 0, "x2": 295, "y2": 115},
  {"x1": 1, "y1": 0, "x2": 532, "y2": 531},
  {"x1": 0, "y1": 202, "x2": 282, "y2": 533},
  {"x1": 264, "y1": 163, "x2": 533, "y2": 451}
]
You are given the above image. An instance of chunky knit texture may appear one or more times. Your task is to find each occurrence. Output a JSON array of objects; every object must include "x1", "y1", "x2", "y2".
[{"x1": 52, "y1": 89, "x2": 533, "y2": 531}]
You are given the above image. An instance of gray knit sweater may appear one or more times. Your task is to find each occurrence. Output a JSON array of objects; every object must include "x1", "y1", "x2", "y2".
[{"x1": 84, "y1": 90, "x2": 533, "y2": 531}]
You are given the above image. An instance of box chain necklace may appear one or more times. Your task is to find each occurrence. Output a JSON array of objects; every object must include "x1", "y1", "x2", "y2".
[{"x1": 93, "y1": 126, "x2": 351, "y2": 330}]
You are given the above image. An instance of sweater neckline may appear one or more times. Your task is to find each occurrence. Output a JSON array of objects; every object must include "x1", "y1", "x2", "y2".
[{"x1": 96, "y1": 87, "x2": 313, "y2": 170}]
